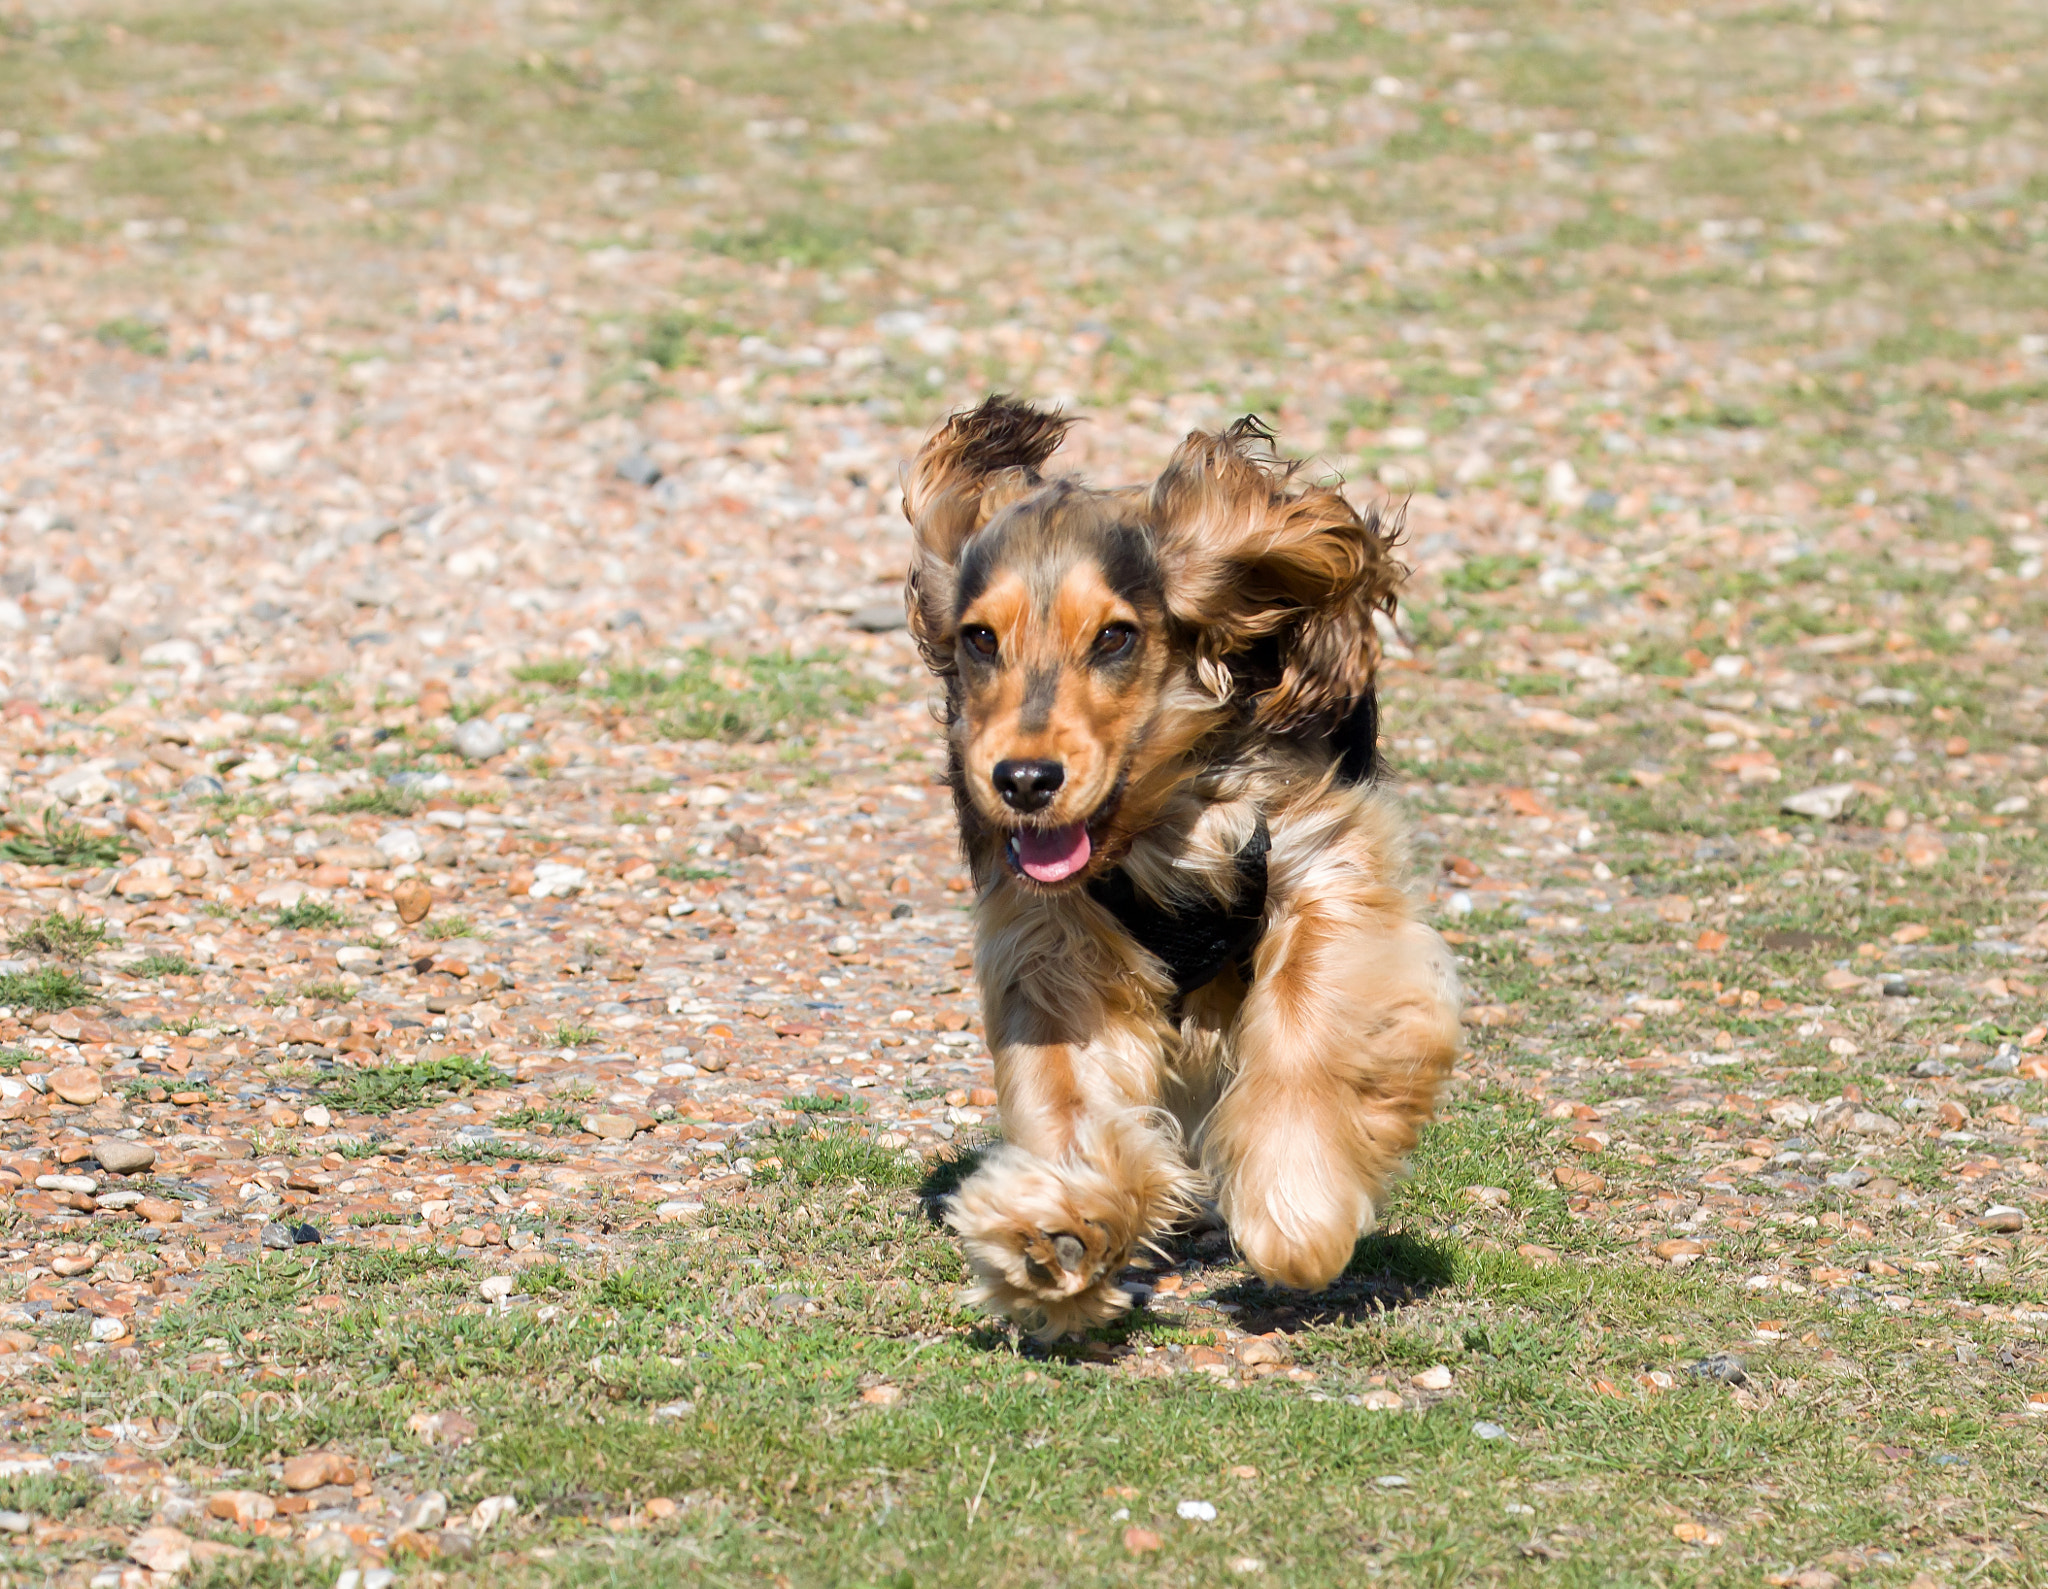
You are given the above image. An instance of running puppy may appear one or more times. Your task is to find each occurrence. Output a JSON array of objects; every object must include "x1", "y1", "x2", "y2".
[{"x1": 903, "y1": 397, "x2": 1462, "y2": 1338}]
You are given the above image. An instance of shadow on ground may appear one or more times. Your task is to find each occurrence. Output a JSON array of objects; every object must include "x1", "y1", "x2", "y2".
[{"x1": 925, "y1": 1134, "x2": 1462, "y2": 1349}]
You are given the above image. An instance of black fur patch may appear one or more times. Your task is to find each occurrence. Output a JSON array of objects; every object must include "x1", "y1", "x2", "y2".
[{"x1": 1098, "y1": 522, "x2": 1165, "y2": 610}]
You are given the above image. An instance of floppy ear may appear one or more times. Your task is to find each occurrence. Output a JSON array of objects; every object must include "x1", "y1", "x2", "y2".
[
  {"x1": 901, "y1": 396, "x2": 1073, "y2": 676},
  {"x1": 1150, "y1": 417, "x2": 1404, "y2": 733}
]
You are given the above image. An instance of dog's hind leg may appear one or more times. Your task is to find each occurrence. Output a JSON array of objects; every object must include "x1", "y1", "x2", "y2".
[{"x1": 1199, "y1": 823, "x2": 1462, "y2": 1292}]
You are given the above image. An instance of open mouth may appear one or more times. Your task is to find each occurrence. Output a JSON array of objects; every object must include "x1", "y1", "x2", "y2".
[{"x1": 1006, "y1": 821, "x2": 1094, "y2": 885}]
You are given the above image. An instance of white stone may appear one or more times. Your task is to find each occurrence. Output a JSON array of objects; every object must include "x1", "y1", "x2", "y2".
[
  {"x1": 453, "y1": 718, "x2": 505, "y2": 761},
  {"x1": 1780, "y1": 783, "x2": 1858, "y2": 821},
  {"x1": 139, "y1": 638, "x2": 203, "y2": 669},
  {"x1": 529, "y1": 861, "x2": 588, "y2": 898},
  {"x1": 375, "y1": 827, "x2": 425, "y2": 865},
  {"x1": 47, "y1": 765, "x2": 117, "y2": 806},
  {"x1": 242, "y1": 437, "x2": 302, "y2": 476},
  {"x1": 1542, "y1": 459, "x2": 1585, "y2": 509}
]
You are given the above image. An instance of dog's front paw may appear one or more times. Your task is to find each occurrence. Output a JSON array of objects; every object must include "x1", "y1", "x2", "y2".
[{"x1": 944, "y1": 1145, "x2": 1138, "y2": 1339}]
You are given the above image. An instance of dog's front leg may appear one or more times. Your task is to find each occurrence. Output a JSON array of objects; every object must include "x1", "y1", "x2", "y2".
[
  {"x1": 1202, "y1": 855, "x2": 1462, "y2": 1292},
  {"x1": 945, "y1": 992, "x2": 1196, "y2": 1339}
]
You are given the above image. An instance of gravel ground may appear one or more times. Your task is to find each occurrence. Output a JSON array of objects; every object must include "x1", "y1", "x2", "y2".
[{"x1": 0, "y1": 0, "x2": 2045, "y2": 1582}]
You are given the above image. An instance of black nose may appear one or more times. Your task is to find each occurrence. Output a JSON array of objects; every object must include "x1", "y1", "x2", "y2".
[{"x1": 992, "y1": 758, "x2": 1064, "y2": 813}]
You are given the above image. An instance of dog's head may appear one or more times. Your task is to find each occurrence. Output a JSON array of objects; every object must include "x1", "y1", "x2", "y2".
[{"x1": 903, "y1": 396, "x2": 1404, "y2": 891}]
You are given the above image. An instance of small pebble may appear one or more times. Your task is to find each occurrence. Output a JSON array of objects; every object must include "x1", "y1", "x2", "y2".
[
  {"x1": 453, "y1": 718, "x2": 506, "y2": 762},
  {"x1": 93, "y1": 1139, "x2": 156, "y2": 1175},
  {"x1": 37, "y1": 1174, "x2": 98, "y2": 1195},
  {"x1": 48, "y1": 1065, "x2": 102, "y2": 1105}
]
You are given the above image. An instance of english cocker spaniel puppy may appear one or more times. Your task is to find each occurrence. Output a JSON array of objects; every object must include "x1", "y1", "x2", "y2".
[{"x1": 903, "y1": 396, "x2": 1462, "y2": 1337}]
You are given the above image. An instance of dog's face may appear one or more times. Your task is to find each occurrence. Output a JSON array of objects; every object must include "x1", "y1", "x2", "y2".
[
  {"x1": 904, "y1": 399, "x2": 1401, "y2": 892},
  {"x1": 947, "y1": 488, "x2": 1169, "y2": 886}
]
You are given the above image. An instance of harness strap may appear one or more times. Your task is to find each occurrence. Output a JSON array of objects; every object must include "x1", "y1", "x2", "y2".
[{"x1": 1087, "y1": 813, "x2": 1270, "y2": 998}]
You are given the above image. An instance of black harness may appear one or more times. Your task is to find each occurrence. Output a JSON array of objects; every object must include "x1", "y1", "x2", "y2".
[
  {"x1": 1087, "y1": 814, "x2": 1271, "y2": 998},
  {"x1": 1086, "y1": 687, "x2": 1379, "y2": 1001}
]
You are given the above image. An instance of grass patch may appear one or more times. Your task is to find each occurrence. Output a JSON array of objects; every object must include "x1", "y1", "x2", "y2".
[
  {"x1": 94, "y1": 316, "x2": 168, "y2": 357},
  {"x1": 8, "y1": 910, "x2": 112, "y2": 959},
  {"x1": 433, "y1": 1140, "x2": 561, "y2": 1165},
  {"x1": 603, "y1": 649, "x2": 879, "y2": 743},
  {"x1": 700, "y1": 209, "x2": 881, "y2": 269},
  {"x1": 316, "y1": 1054, "x2": 506, "y2": 1117},
  {"x1": 511, "y1": 658, "x2": 586, "y2": 688},
  {"x1": 658, "y1": 861, "x2": 727, "y2": 882},
  {"x1": 495, "y1": 1104, "x2": 586, "y2": 1131},
  {"x1": 757, "y1": 1125, "x2": 922, "y2": 1189},
  {"x1": 1441, "y1": 554, "x2": 1538, "y2": 595},
  {"x1": 551, "y1": 1023, "x2": 601, "y2": 1047},
  {"x1": 130, "y1": 952, "x2": 199, "y2": 978},
  {"x1": 633, "y1": 309, "x2": 711, "y2": 371},
  {"x1": 782, "y1": 1091, "x2": 861, "y2": 1115},
  {"x1": 319, "y1": 787, "x2": 421, "y2": 818},
  {"x1": 275, "y1": 900, "x2": 349, "y2": 931},
  {"x1": 0, "y1": 810, "x2": 130, "y2": 869},
  {"x1": 421, "y1": 914, "x2": 475, "y2": 940},
  {"x1": 0, "y1": 967, "x2": 91, "y2": 1012}
]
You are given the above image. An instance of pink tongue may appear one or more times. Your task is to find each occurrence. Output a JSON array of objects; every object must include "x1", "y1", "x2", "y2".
[{"x1": 1013, "y1": 823, "x2": 1092, "y2": 883}]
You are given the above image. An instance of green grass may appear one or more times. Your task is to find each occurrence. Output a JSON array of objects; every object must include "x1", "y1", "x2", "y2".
[
  {"x1": 433, "y1": 1140, "x2": 561, "y2": 1165},
  {"x1": 8, "y1": 910, "x2": 112, "y2": 959},
  {"x1": 197, "y1": 793, "x2": 271, "y2": 824},
  {"x1": 511, "y1": 658, "x2": 586, "y2": 688},
  {"x1": 316, "y1": 1054, "x2": 506, "y2": 1116},
  {"x1": 93, "y1": 315, "x2": 169, "y2": 357},
  {"x1": 494, "y1": 1104, "x2": 585, "y2": 1131},
  {"x1": 632, "y1": 310, "x2": 712, "y2": 372},
  {"x1": 757, "y1": 1124, "x2": 922, "y2": 1189},
  {"x1": 1441, "y1": 555, "x2": 1538, "y2": 596},
  {"x1": 780, "y1": 1091, "x2": 862, "y2": 1115},
  {"x1": 0, "y1": 967, "x2": 91, "y2": 1012},
  {"x1": 319, "y1": 787, "x2": 421, "y2": 818},
  {"x1": 602, "y1": 649, "x2": 880, "y2": 744},
  {"x1": 658, "y1": 861, "x2": 727, "y2": 882},
  {"x1": 129, "y1": 952, "x2": 199, "y2": 978},
  {"x1": 0, "y1": 811, "x2": 130, "y2": 869},
  {"x1": 274, "y1": 900, "x2": 349, "y2": 931},
  {"x1": 550, "y1": 1023, "x2": 601, "y2": 1048},
  {"x1": 22, "y1": 1104, "x2": 2036, "y2": 1588},
  {"x1": 421, "y1": 914, "x2": 475, "y2": 940}
]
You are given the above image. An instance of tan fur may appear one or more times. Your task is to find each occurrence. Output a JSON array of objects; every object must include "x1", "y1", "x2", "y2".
[{"x1": 907, "y1": 397, "x2": 1460, "y2": 1338}]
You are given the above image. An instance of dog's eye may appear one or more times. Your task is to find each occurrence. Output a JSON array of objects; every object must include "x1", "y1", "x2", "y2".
[
  {"x1": 1094, "y1": 623, "x2": 1138, "y2": 659},
  {"x1": 961, "y1": 625, "x2": 999, "y2": 659}
]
